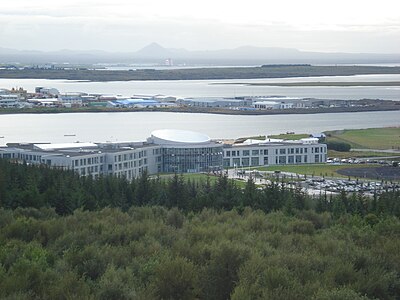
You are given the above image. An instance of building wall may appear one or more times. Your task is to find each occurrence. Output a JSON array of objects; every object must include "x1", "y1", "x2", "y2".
[
  {"x1": 223, "y1": 143, "x2": 327, "y2": 168},
  {"x1": 1, "y1": 139, "x2": 327, "y2": 180},
  {"x1": 161, "y1": 145, "x2": 223, "y2": 173}
]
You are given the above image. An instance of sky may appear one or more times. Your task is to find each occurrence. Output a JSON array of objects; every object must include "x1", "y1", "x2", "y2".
[{"x1": 1, "y1": 0, "x2": 400, "y2": 53}]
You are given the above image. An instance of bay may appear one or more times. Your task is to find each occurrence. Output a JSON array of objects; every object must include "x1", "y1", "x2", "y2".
[
  {"x1": 0, "y1": 74, "x2": 399, "y2": 100},
  {"x1": 0, "y1": 110, "x2": 399, "y2": 146}
]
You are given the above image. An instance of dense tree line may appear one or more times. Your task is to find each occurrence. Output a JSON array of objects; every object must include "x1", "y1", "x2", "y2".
[
  {"x1": 0, "y1": 159, "x2": 399, "y2": 218},
  {"x1": 326, "y1": 140, "x2": 352, "y2": 152},
  {"x1": 1, "y1": 159, "x2": 400, "y2": 299},
  {"x1": 0, "y1": 206, "x2": 399, "y2": 299}
]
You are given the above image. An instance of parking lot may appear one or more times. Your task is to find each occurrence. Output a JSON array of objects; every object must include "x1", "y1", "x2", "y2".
[{"x1": 227, "y1": 166, "x2": 400, "y2": 196}]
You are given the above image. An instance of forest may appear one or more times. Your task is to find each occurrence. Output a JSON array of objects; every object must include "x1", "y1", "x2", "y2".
[{"x1": 0, "y1": 159, "x2": 400, "y2": 299}]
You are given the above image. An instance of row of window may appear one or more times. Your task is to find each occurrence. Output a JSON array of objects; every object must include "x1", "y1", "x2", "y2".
[
  {"x1": 77, "y1": 165, "x2": 103, "y2": 175},
  {"x1": 73, "y1": 156, "x2": 103, "y2": 167},
  {"x1": 224, "y1": 153, "x2": 326, "y2": 167},
  {"x1": 225, "y1": 149, "x2": 269, "y2": 157},
  {"x1": 114, "y1": 150, "x2": 148, "y2": 163},
  {"x1": 224, "y1": 146, "x2": 326, "y2": 157}
]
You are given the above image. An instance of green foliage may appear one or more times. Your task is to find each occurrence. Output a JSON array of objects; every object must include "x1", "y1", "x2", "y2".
[
  {"x1": 326, "y1": 140, "x2": 352, "y2": 152},
  {"x1": 0, "y1": 207, "x2": 399, "y2": 299},
  {"x1": 153, "y1": 255, "x2": 198, "y2": 300},
  {"x1": 1, "y1": 159, "x2": 400, "y2": 299}
]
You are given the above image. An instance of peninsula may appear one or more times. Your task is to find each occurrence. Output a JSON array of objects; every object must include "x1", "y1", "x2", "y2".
[{"x1": 1, "y1": 65, "x2": 400, "y2": 81}]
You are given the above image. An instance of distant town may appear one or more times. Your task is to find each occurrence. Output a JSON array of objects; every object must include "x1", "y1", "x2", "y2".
[{"x1": 1, "y1": 86, "x2": 399, "y2": 114}]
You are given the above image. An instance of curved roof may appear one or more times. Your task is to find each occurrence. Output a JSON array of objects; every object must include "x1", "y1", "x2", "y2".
[{"x1": 151, "y1": 129, "x2": 211, "y2": 144}]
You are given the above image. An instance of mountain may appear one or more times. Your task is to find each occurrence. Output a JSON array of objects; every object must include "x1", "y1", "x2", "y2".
[
  {"x1": 0, "y1": 44, "x2": 399, "y2": 65},
  {"x1": 135, "y1": 42, "x2": 174, "y2": 58}
]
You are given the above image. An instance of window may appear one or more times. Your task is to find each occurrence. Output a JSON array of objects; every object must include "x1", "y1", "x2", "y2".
[
  {"x1": 263, "y1": 157, "x2": 268, "y2": 165},
  {"x1": 242, "y1": 157, "x2": 249, "y2": 166},
  {"x1": 288, "y1": 156, "x2": 294, "y2": 164},
  {"x1": 252, "y1": 150, "x2": 259, "y2": 156},
  {"x1": 296, "y1": 155, "x2": 302, "y2": 163},
  {"x1": 226, "y1": 151, "x2": 231, "y2": 157},
  {"x1": 251, "y1": 157, "x2": 259, "y2": 166},
  {"x1": 278, "y1": 156, "x2": 286, "y2": 164},
  {"x1": 315, "y1": 154, "x2": 320, "y2": 163},
  {"x1": 280, "y1": 149, "x2": 286, "y2": 154},
  {"x1": 223, "y1": 159, "x2": 230, "y2": 167},
  {"x1": 263, "y1": 149, "x2": 268, "y2": 155},
  {"x1": 242, "y1": 150, "x2": 250, "y2": 156}
]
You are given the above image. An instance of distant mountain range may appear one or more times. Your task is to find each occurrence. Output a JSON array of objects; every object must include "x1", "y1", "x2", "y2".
[{"x1": 1, "y1": 42, "x2": 399, "y2": 65}]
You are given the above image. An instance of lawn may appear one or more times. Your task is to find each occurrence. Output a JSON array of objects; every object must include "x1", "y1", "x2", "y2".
[
  {"x1": 325, "y1": 127, "x2": 400, "y2": 150},
  {"x1": 267, "y1": 133, "x2": 310, "y2": 140},
  {"x1": 158, "y1": 173, "x2": 248, "y2": 187},
  {"x1": 257, "y1": 164, "x2": 377, "y2": 178}
]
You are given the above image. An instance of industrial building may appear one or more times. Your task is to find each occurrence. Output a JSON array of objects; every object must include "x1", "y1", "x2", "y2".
[{"x1": 0, "y1": 130, "x2": 327, "y2": 179}]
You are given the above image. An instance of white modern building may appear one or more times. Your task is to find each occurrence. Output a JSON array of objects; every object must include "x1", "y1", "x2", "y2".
[
  {"x1": 148, "y1": 129, "x2": 223, "y2": 173},
  {"x1": 0, "y1": 94, "x2": 20, "y2": 108},
  {"x1": 0, "y1": 130, "x2": 327, "y2": 179},
  {"x1": 222, "y1": 137, "x2": 327, "y2": 168}
]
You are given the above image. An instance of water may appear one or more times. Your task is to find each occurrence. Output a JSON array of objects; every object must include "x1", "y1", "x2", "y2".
[
  {"x1": 0, "y1": 110, "x2": 399, "y2": 146},
  {"x1": 0, "y1": 74, "x2": 399, "y2": 99}
]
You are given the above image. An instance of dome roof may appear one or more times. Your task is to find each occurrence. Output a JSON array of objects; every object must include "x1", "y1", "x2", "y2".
[{"x1": 151, "y1": 129, "x2": 211, "y2": 144}]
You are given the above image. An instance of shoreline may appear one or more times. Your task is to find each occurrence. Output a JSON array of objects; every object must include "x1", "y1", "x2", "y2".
[
  {"x1": 215, "y1": 81, "x2": 400, "y2": 87},
  {"x1": 1, "y1": 65, "x2": 400, "y2": 82},
  {"x1": 1, "y1": 105, "x2": 400, "y2": 116}
]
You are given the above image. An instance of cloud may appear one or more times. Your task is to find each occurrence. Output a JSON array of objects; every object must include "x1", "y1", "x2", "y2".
[{"x1": 0, "y1": 0, "x2": 399, "y2": 53}]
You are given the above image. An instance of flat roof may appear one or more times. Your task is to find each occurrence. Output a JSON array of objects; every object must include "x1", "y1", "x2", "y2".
[{"x1": 34, "y1": 142, "x2": 98, "y2": 151}]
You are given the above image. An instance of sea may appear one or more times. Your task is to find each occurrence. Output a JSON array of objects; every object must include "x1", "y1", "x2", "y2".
[
  {"x1": 0, "y1": 74, "x2": 399, "y2": 100},
  {"x1": 0, "y1": 74, "x2": 399, "y2": 145},
  {"x1": 0, "y1": 110, "x2": 399, "y2": 146}
]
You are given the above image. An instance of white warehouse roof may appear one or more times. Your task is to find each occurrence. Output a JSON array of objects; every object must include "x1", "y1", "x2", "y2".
[{"x1": 150, "y1": 129, "x2": 211, "y2": 144}]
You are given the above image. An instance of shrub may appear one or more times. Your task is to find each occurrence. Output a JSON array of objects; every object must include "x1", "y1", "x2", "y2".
[
  {"x1": 153, "y1": 255, "x2": 199, "y2": 300},
  {"x1": 326, "y1": 141, "x2": 351, "y2": 152}
]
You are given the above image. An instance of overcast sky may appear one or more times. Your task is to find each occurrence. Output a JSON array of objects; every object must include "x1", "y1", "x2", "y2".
[{"x1": 1, "y1": 0, "x2": 399, "y2": 53}]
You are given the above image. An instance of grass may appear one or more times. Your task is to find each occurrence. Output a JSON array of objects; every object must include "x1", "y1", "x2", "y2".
[
  {"x1": 257, "y1": 164, "x2": 377, "y2": 178},
  {"x1": 325, "y1": 127, "x2": 400, "y2": 150},
  {"x1": 157, "y1": 173, "x2": 248, "y2": 188},
  {"x1": 267, "y1": 133, "x2": 310, "y2": 140}
]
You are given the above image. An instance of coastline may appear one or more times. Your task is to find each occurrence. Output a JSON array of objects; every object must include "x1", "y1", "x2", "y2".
[
  {"x1": 215, "y1": 81, "x2": 400, "y2": 87},
  {"x1": 1, "y1": 65, "x2": 400, "y2": 82},
  {"x1": 1, "y1": 104, "x2": 400, "y2": 116}
]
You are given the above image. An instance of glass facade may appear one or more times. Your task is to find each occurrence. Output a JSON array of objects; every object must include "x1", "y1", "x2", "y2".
[{"x1": 162, "y1": 146, "x2": 223, "y2": 173}]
